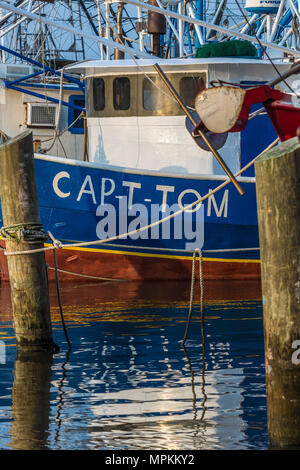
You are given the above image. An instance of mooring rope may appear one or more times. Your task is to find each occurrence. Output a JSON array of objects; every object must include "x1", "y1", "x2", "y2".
[
  {"x1": 0, "y1": 136, "x2": 279, "y2": 258},
  {"x1": 46, "y1": 232, "x2": 126, "y2": 282},
  {"x1": 98, "y1": 242, "x2": 260, "y2": 254},
  {"x1": 0, "y1": 130, "x2": 8, "y2": 143},
  {"x1": 183, "y1": 250, "x2": 197, "y2": 345},
  {"x1": 52, "y1": 246, "x2": 72, "y2": 350},
  {"x1": 0, "y1": 222, "x2": 49, "y2": 244},
  {"x1": 182, "y1": 249, "x2": 204, "y2": 345},
  {"x1": 199, "y1": 251, "x2": 205, "y2": 355},
  {"x1": 47, "y1": 265, "x2": 127, "y2": 282}
]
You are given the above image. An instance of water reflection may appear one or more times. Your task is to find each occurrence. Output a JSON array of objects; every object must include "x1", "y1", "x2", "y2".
[
  {"x1": 54, "y1": 349, "x2": 71, "y2": 444},
  {"x1": 10, "y1": 349, "x2": 53, "y2": 450},
  {"x1": 182, "y1": 343, "x2": 208, "y2": 446},
  {"x1": 0, "y1": 280, "x2": 267, "y2": 450}
]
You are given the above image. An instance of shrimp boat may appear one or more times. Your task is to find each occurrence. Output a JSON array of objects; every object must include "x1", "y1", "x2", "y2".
[{"x1": 0, "y1": 0, "x2": 300, "y2": 282}]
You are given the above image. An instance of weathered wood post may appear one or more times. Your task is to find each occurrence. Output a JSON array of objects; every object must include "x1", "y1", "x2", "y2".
[
  {"x1": 255, "y1": 136, "x2": 300, "y2": 449},
  {"x1": 0, "y1": 130, "x2": 56, "y2": 350}
]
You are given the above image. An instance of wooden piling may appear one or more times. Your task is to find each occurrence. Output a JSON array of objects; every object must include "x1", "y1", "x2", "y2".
[
  {"x1": 0, "y1": 130, "x2": 56, "y2": 350},
  {"x1": 255, "y1": 136, "x2": 300, "y2": 449}
]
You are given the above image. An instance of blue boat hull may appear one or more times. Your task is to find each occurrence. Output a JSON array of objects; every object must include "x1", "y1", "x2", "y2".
[{"x1": 1, "y1": 155, "x2": 260, "y2": 281}]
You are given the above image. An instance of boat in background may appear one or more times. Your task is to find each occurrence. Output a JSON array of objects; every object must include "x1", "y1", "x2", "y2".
[{"x1": 0, "y1": 62, "x2": 85, "y2": 158}]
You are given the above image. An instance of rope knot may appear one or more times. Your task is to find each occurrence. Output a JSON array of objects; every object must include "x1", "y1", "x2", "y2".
[
  {"x1": 47, "y1": 232, "x2": 63, "y2": 249},
  {"x1": 0, "y1": 223, "x2": 49, "y2": 244}
]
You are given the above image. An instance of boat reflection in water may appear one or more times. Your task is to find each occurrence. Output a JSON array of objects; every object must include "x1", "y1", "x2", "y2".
[{"x1": 0, "y1": 280, "x2": 267, "y2": 449}]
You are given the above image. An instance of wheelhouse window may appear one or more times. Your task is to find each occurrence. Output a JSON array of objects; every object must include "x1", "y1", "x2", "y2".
[
  {"x1": 68, "y1": 95, "x2": 85, "y2": 134},
  {"x1": 113, "y1": 77, "x2": 130, "y2": 110},
  {"x1": 93, "y1": 78, "x2": 105, "y2": 111},
  {"x1": 142, "y1": 77, "x2": 172, "y2": 113},
  {"x1": 88, "y1": 72, "x2": 206, "y2": 118},
  {"x1": 179, "y1": 76, "x2": 205, "y2": 108}
]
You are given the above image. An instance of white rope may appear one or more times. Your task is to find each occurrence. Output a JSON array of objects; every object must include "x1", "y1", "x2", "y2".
[
  {"x1": 43, "y1": 67, "x2": 65, "y2": 153},
  {"x1": 97, "y1": 242, "x2": 260, "y2": 253},
  {"x1": 249, "y1": 107, "x2": 267, "y2": 119},
  {"x1": 2, "y1": 137, "x2": 279, "y2": 257},
  {"x1": 203, "y1": 247, "x2": 259, "y2": 253},
  {"x1": 48, "y1": 231, "x2": 63, "y2": 249}
]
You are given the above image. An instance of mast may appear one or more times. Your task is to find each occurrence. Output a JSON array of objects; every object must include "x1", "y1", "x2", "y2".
[{"x1": 114, "y1": 1, "x2": 124, "y2": 59}]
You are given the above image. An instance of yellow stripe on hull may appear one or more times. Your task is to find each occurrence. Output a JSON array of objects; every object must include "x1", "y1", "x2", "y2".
[{"x1": 43, "y1": 243, "x2": 260, "y2": 264}]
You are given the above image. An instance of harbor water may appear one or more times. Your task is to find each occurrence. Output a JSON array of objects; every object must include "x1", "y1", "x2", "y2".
[{"x1": 0, "y1": 279, "x2": 267, "y2": 450}]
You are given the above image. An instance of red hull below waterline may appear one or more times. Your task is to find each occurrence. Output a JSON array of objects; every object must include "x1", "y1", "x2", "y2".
[{"x1": 0, "y1": 241, "x2": 261, "y2": 283}]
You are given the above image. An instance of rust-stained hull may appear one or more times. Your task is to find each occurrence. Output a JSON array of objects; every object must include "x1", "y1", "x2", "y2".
[{"x1": 0, "y1": 240, "x2": 260, "y2": 283}]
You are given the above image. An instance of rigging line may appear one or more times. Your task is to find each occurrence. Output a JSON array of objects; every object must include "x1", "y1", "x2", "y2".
[
  {"x1": 34, "y1": 4, "x2": 68, "y2": 135},
  {"x1": 125, "y1": 0, "x2": 300, "y2": 57},
  {"x1": 94, "y1": 0, "x2": 104, "y2": 58},
  {"x1": 37, "y1": 0, "x2": 53, "y2": 134},
  {"x1": 109, "y1": 3, "x2": 135, "y2": 49},
  {"x1": 93, "y1": 1, "x2": 180, "y2": 105},
  {"x1": 0, "y1": 1, "x2": 151, "y2": 59},
  {"x1": 39, "y1": 111, "x2": 85, "y2": 144},
  {"x1": 77, "y1": 0, "x2": 86, "y2": 60},
  {"x1": 0, "y1": 0, "x2": 26, "y2": 29},
  {"x1": 34, "y1": 1, "x2": 57, "y2": 63},
  {"x1": 42, "y1": 65, "x2": 65, "y2": 154},
  {"x1": 35, "y1": 0, "x2": 62, "y2": 128},
  {"x1": 57, "y1": 135, "x2": 68, "y2": 159},
  {"x1": 234, "y1": 0, "x2": 299, "y2": 97}
]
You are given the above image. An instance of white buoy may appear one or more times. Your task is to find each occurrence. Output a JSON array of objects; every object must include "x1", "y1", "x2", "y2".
[{"x1": 245, "y1": 0, "x2": 281, "y2": 14}]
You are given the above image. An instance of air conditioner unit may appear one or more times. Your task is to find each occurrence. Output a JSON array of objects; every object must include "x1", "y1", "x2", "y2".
[
  {"x1": 0, "y1": 64, "x2": 36, "y2": 80},
  {"x1": 26, "y1": 102, "x2": 58, "y2": 127}
]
